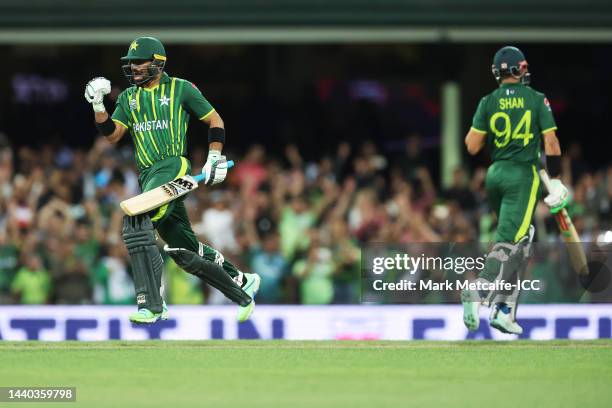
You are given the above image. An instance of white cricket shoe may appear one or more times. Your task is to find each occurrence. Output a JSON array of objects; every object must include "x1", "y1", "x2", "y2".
[
  {"x1": 490, "y1": 304, "x2": 523, "y2": 335},
  {"x1": 237, "y1": 273, "x2": 261, "y2": 323}
]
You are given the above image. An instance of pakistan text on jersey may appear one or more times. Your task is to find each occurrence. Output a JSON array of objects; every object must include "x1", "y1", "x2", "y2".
[
  {"x1": 133, "y1": 120, "x2": 169, "y2": 133},
  {"x1": 499, "y1": 97, "x2": 525, "y2": 110}
]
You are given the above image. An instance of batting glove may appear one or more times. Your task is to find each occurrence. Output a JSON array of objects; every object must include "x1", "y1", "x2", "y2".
[
  {"x1": 84, "y1": 77, "x2": 111, "y2": 113},
  {"x1": 544, "y1": 178, "x2": 569, "y2": 214},
  {"x1": 202, "y1": 150, "x2": 228, "y2": 186}
]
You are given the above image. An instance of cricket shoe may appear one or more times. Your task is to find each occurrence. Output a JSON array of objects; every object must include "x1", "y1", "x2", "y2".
[
  {"x1": 161, "y1": 301, "x2": 169, "y2": 320},
  {"x1": 461, "y1": 288, "x2": 481, "y2": 331},
  {"x1": 490, "y1": 303, "x2": 523, "y2": 335},
  {"x1": 237, "y1": 273, "x2": 261, "y2": 323},
  {"x1": 129, "y1": 308, "x2": 163, "y2": 324}
]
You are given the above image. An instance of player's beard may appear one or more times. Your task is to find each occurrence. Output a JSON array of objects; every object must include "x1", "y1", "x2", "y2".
[
  {"x1": 133, "y1": 68, "x2": 146, "y2": 84},
  {"x1": 122, "y1": 62, "x2": 164, "y2": 86}
]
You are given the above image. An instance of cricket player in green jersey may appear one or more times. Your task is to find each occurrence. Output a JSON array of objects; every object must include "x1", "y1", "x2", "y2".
[
  {"x1": 84, "y1": 37, "x2": 261, "y2": 324},
  {"x1": 462, "y1": 46, "x2": 569, "y2": 334}
]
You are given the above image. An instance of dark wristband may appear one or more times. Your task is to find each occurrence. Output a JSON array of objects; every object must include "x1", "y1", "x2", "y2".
[
  {"x1": 208, "y1": 127, "x2": 226, "y2": 145},
  {"x1": 96, "y1": 116, "x2": 116, "y2": 136},
  {"x1": 546, "y1": 155, "x2": 561, "y2": 177}
]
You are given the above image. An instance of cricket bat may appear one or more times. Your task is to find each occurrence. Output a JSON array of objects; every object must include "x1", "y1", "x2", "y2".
[
  {"x1": 120, "y1": 160, "x2": 234, "y2": 216},
  {"x1": 538, "y1": 169, "x2": 589, "y2": 276}
]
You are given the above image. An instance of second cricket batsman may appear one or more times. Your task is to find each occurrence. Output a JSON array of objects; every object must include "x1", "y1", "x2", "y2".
[
  {"x1": 84, "y1": 36, "x2": 260, "y2": 324},
  {"x1": 462, "y1": 46, "x2": 569, "y2": 334}
]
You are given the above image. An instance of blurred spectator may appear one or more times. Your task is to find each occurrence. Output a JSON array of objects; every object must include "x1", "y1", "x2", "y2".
[
  {"x1": 232, "y1": 144, "x2": 267, "y2": 195},
  {"x1": 443, "y1": 167, "x2": 477, "y2": 211},
  {"x1": 329, "y1": 219, "x2": 360, "y2": 303},
  {"x1": 349, "y1": 189, "x2": 385, "y2": 242},
  {"x1": 240, "y1": 201, "x2": 290, "y2": 303},
  {"x1": 165, "y1": 258, "x2": 205, "y2": 305},
  {"x1": 0, "y1": 229, "x2": 19, "y2": 301},
  {"x1": 280, "y1": 193, "x2": 315, "y2": 259},
  {"x1": 48, "y1": 239, "x2": 92, "y2": 304},
  {"x1": 249, "y1": 233, "x2": 290, "y2": 304},
  {"x1": 195, "y1": 191, "x2": 238, "y2": 253},
  {"x1": 397, "y1": 134, "x2": 429, "y2": 182},
  {"x1": 293, "y1": 233, "x2": 335, "y2": 304},
  {"x1": 92, "y1": 244, "x2": 133, "y2": 305},
  {"x1": 10, "y1": 254, "x2": 51, "y2": 304}
]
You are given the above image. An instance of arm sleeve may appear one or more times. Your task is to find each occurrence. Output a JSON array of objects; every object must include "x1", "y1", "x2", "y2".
[
  {"x1": 470, "y1": 97, "x2": 488, "y2": 134},
  {"x1": 111, "y1": 93, "x2": 130, "y2": 129},
  {"x1": 182, "y1": 81, "x2": 215, "y2": 120},
  {"x1": 539, "y1": 95, "x2": 557, "y2": 133}
]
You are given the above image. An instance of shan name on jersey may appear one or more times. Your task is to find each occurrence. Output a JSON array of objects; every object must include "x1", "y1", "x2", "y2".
[
  {"x1": 498, "y1": 97, "x2": 525, "y2": 110},
  {"x1": 133, "y1": 119, "x2": 169, "y2": 133}
]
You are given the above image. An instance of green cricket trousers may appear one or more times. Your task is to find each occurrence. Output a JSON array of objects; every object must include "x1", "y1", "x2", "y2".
[{"x1": 485, "y1": 160, "x2": 541, "y2": 244}]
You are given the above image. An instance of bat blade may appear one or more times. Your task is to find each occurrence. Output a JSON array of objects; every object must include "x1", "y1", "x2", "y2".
[
  {"x1": 554, "y1": 208, "x2": 589, "y2": 276},
  {"x1": 119, "y1": 160, "x2": 235, "y2": 216},
  {"x1": 120, "y1": 175, "x2": 199, "y2": 216},
  {"x1": 538, "y1": 169, "x2": 589, "y2": 276}
]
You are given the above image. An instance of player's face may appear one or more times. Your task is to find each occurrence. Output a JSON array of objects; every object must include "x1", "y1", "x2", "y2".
[
  {"x1": 518, "y1": 60, "x2": 529, "y2": 76},
  {"x1": 129, "y1": 60, "x2": 153, "y2": 83}
]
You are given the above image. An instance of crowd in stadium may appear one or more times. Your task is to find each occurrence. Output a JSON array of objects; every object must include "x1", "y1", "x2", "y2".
[{"x1": 0, "y1": 131, "x2": 610, "y2": 305}]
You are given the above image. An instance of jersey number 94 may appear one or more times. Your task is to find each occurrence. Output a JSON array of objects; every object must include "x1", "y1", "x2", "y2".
[{"x1": 490, "y1": 110, "x2": 534, "y2": 148}]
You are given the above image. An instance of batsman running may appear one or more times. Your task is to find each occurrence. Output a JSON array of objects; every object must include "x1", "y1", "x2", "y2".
[
  {"x1": 462, "y1": 46, "x2": 569, "y2": 334},
  {"x1": 84, "y1": 36, "x2": 260, "y2": 324}
]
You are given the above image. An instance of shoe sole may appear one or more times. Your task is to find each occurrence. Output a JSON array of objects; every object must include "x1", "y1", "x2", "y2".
[
  {"x1": 130, "y1": 310, "x2": 163, "y2": 324},
  {"x1": 461, "y1": 290, "x2": 480, "y2": 331},
  {"x1": 489, "y1": 319, "x2": 510, "y2": 334},
  {"x1": 129, "y1": 317, "x2": 161, "y2": 325},
  {"x1": 490, "y1": 318, "x2": 523, "y2": 335}
]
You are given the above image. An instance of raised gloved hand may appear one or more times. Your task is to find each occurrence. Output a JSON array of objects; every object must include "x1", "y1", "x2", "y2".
[
  {"x1": 84, "y1": 77, "x2": 111, "y2": 113},
  {"x1": 202, "y1": 150, "x2": 228, "y2": 186},
  {"x1": 544, "y1": 178, "x2": 569, "y2": 213}
]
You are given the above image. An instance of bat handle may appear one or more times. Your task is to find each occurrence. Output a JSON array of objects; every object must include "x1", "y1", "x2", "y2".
[
  {"x1": 538, "y1": 169, "x2": 553, "y2": 194},
  {"x1": 194, "y1": 160, "x2": 235, "y2": 183}
]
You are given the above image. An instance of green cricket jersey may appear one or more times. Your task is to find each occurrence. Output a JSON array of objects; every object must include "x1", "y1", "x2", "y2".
[
  {"x1": 471, "y1": 83, "x2": 557, "y2": 164},
  {"x1": 112, "y1": 72, "x2": 215, "y2": 170}
]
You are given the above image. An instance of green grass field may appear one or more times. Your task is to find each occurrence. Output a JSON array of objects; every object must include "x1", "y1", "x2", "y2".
[{"x1": 1, "y1": 341, "x2": 611, "y2": 408}]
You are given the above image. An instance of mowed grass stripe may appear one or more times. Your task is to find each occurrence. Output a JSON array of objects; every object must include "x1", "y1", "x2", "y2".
[{"x1": 0, "y1": 341, "x2": 611, "y2": 408}]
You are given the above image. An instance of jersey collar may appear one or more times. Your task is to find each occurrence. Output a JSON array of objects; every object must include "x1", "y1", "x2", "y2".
[
  {"x1": 159, "y1": 72, "x2": 171, "y2": 84},
  {"x1": 500, "y1": 82, "x2": 522, "y2": 88}
]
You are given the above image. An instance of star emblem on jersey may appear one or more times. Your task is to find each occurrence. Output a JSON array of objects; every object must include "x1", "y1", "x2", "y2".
[
  {"x1": 159, "y1": 95, "x2": 170, "y2": 106},
  {"x1": 130, "y1": 41, "x2": 139, "y2": 51}
]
